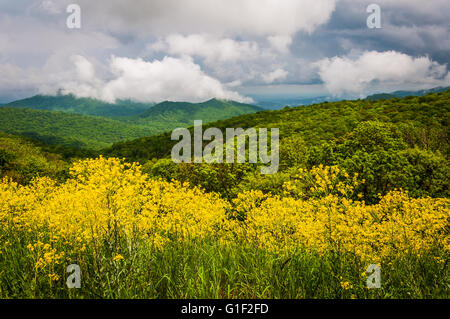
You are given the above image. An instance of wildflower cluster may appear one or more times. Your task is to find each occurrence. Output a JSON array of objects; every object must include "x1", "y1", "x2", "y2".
[{"x1": 0, "y1": 157, "x2": 448, "y2": 280}]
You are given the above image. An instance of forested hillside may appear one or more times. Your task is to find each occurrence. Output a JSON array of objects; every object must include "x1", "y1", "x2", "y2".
[
  {"x1": 108, "y1": 90, "x2": 449, "y2": 159},
  {"x1": 0, "y1": 108, "x2": 157, "y2": 149},
  {"x1": 0, "y1": 96, "x2": 262, "y2": 149},
  {"x1": 3, "y1": 95, "x2": 261, "y2": 121},
  {"x1": 0, "y1": 132, "x2": 69, "y2": 183},
  {"x1": 2, "y1": 91, "x2": 447, "y2": 202},
  {"x1": 106, "y1": 90, "x2": 449, "y2": 203}
]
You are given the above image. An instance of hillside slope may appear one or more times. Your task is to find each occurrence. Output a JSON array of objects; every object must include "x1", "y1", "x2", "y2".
[
  {"x1": 0, "y1": 132, "x2": 69, "y2": 183},
  {"x1": 105, "y1": 90, "x2": 450, "y2": 162},
  {"x1": 0, "y1": 108, "x2": 158, "y2": 149},
  {"x1": 0, "y1": 96, "x2": 263, "y2": 150},
  {"x1": 3, "y1": 95, "x2": 263, "y2": 139}
]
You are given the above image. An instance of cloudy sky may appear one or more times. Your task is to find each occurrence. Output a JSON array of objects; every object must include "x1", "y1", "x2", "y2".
[{"x1": 0, "y1": 0, "x2": 449, "y2": 103}]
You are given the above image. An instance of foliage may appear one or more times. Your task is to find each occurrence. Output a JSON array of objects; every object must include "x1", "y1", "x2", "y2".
[
  {"x1": 107, "y1": 90, "x2": 449, "y2": 160},
  {"x1": 0, "y1": 132, "x2": 68, "y2": 184},
  {"x1": 1, "y1": 90, "x2": 449, "y2": 299},
  {"x1": 145, "y1": 159, "x2": 255, "y2": 200},
  {"x1": 110, "y1": 91, "x2": 450, "y2": 203},
  {"x1": 0, "y1": 157, "x2": 448, "y2": 298},
  {"x1": 0, "y1": 107, "x2": 158, "y2": 149},
  {"x1": 0, "y1": 97, "x2": 262, "y2": 150},
  {"x1": 310, "y1": 121, "x2": 449, "y2": 203}
]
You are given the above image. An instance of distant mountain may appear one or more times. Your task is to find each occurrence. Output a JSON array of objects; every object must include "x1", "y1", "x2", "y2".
[
  {"x1": 254, "y1": 96, "x2": 338, "y2": 110},
  {"x1": 3, "y1": 95, "x2": 262, "y2": 123},
  {"x1": 3, "y1": 94, "x2": 153, "y2": 118},
  {"x1": 134, "y1": 98, "x2": 262, "y2": 126},
  {"x1": 366, "y1": 86, "x2": 450, "y2": 101},
  {"x1": 0, "y1": 96, "x2": 262, "y2": 150}
]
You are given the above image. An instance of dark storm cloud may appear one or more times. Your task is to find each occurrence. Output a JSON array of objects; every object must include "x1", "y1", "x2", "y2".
[{"x1": 291, "y1": 0, "x2": 450, "y2": 65}]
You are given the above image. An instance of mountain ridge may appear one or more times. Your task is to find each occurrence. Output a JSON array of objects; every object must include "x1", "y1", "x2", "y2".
[
  {"x1": 0, "y1": 96, "x2": 263, "y2": 150},
  {"x1": 366, "y1": 86, "x2": 450, "y2": 101},
  {"x1": 3, "y1": 94, "x2": 154, "y2": 118},
  {"x1": 3, "y1": 94, "x2": 261, "y2": 120},
  {"x1": 135, "y1": 98, "x2": 262, "y2": 124}
]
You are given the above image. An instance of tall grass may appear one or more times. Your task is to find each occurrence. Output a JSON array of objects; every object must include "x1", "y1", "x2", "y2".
[{"x1": 0, "y1": 234, "x2": 448, "y2": 299}]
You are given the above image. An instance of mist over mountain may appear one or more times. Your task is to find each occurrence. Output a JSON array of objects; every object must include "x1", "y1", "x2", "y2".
[
  {"x1": 366, "y1": 86, "x2": 450, "y2": 101},
  {"x1": 252, "y1": 96, "x2": 338, "y2": 109},
  {"x1": 3, "y1": 94, "x2": 153, "y2": 118},
  {"x1": 251, "y1": 86, "x2": 450, "y2": 109}
]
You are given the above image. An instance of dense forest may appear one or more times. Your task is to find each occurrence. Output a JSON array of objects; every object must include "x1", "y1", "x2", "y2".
[
  {"x1": 104, "y1": 90, "x2": 449, "y2": 203},
  {"x1": 0, "y1": 107, "x2": 157, "y2": 149}
]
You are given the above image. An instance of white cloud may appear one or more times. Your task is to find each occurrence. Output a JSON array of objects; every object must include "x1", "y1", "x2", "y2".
[
  {"x1": 72, "y1": 55, "x2": 97, "y2": 83},
  {"x1": 150, "y1": 34, "x2": 260, "y2": 62},
  {"x1": 315, "y1": 51, "x2": 450, "y2": 96},
  {"x1": 268, "y1": 35, "x2": 293, "y2": 53},
  {"x1": 0, "y1": 63, "x2": 38, "y2": 93},
  {"x1": 0, "y1": 53, "x2": 254, "y2": 104},
  {"x1": 50, "y1": 55, "x2": 253, "y2": 103},
  {"x1": 148, "y1": 34, "x2": 296, "y2": 87},
  {"x1": 48, "y1": 55, "x2": 105, "y2": 99},
  {"x1": 262, "y1": 68, "x2": 289, "y2": 84}
]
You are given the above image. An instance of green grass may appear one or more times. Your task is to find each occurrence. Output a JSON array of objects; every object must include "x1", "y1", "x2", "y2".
[{"x1": 1, "y1": 234, "x2": 448, "y2": 299}]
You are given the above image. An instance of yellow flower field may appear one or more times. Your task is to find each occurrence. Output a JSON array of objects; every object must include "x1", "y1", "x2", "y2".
[{"x1": 0, "y1": 157, "x2": 448, "y2": 298}]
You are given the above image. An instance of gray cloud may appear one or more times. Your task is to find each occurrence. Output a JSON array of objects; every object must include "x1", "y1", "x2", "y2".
[
  {"x1": 292, "y1": 0, "x2": 450, "y2": 65},
  {"x1": 0, "y1": 0, "x2": 449, "y2": 102}
]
